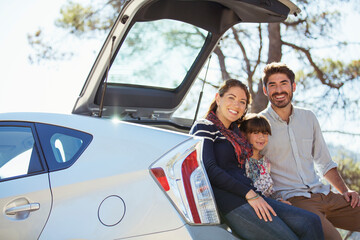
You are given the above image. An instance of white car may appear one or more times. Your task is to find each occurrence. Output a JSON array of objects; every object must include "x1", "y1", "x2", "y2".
[{"x1": 0, "y1": 0, "x2": 300, "y2": 239}]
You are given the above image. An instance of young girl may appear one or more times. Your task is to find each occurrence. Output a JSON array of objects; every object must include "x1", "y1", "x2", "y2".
[
  {"x1": 241, "y1": 113, "x2": 292, "y2": 204},
  {"x1": 190, "y1": 79, "x2": 323, "y2": 240},
  {"x1": 240, "y1": 113, "x2": 275, "y2": 198}
]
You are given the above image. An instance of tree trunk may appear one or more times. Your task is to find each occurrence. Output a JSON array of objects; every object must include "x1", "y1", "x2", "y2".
[
  {"x1": 213, "y1": 46, "x2": 231, "y2": 81},
  {"x1": 250, "y1": 81, "x2": 269, "y2": 113},
  {"x1": 267, "y1": 22, "x2": 282, "y2": 63},
  {"x1": 250, "y1": 23, "x2": 283, "y2": 113}
]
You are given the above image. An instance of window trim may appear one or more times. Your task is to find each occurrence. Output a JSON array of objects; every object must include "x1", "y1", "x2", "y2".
[{"x1": 35, "y1": 123, "x2": 93, "y2": 172}]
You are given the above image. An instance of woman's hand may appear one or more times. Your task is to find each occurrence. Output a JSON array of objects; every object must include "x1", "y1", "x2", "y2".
[{"x1": 246, "y1": 190, "x2": 277, "y2": 222}]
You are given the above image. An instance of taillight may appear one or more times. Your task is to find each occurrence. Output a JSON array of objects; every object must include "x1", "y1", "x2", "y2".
[
  {"x1": 181, "y1": 151, "x2": 201, "y2": 223},
  {"x1": 151, "y1": 167, "x2": 170, "y2": 191},
  {"x1": 150, "y1": 139, "x2": 220, "y2": 225}
]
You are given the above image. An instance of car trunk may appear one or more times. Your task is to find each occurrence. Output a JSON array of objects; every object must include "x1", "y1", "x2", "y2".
[{"x1": 72, "y1": 0, "x2": 300, "y2": 133}]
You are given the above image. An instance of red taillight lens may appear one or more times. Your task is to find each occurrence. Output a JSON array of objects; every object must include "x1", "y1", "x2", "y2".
[
  {"x1": 181, "y1": 151, "x2": 201, "y2": 223},
  {"x1": 150, "y1": 140, "x2": 220, "y2": 224},
  {"x1": 151, "y1": 167, "x2": 170, "y2": 191}
]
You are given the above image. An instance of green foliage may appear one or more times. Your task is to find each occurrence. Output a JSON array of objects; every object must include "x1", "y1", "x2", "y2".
[
  {"x1": 297, "y1": 58, "x2": 360, "y2": 89},
  {"x1": 334, "y1": 152, "x2": 360, "y2": 192},
  {"x1": 27, "y1": 29, "x2": 73, "y2": 63},
  {"x1": 333, "y1": 151, "x2": 360, "y2": 240},
  {"x1": 55, "y1": 2, "x2": 95, "y2": 34},
  {"x1": 54, "y1": 1, "x2": 116, "y2": 36},
  {"x1": 295, "y1": 58, "x2": 360, "y2": 117},
  {"x1": 322, "y1": 59, "x2": 360, "y2": 88}
]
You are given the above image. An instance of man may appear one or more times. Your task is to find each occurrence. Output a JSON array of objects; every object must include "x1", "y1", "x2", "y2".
[{"x1": 260, "y1": 62, "x2": 360, "y2": 240}]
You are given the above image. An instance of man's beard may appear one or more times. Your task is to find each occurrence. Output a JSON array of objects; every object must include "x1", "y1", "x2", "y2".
[{"x1": 269, "y1": 91, "x2": 293, "y2": 108}]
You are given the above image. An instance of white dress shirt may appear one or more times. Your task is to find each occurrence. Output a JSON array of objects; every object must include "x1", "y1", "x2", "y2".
[{"x1": 260, "y1": 105, "x2": 337, "y2": 200}]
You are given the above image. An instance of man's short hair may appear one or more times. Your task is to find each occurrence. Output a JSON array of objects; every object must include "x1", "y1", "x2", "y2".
[{"x1": 262, "y1": 62, "x2": 295, "y2": 87}]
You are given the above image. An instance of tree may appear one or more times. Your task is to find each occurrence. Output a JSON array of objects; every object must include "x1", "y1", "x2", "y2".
[
  {"x1": 28, "y1": 0, "x2": 360, "y2": 119},
  {"x1": 212, "y1": 0, "x2": 360, "y2": 117},
  {"x1": 332, "y1": 151, "x2": 360, "y2": 240},
  {"x1": 335, "y1": 153, "x2": 360, "y2": 193}
]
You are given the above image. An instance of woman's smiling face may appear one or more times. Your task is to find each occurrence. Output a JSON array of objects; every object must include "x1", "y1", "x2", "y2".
[{"x1": 215, "y1": 86, "x2": 248, "y2": 128}]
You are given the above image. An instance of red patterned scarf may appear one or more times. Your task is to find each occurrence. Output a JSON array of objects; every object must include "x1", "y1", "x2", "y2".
[{"x1": 206, "y1": 111, "x2": 253, "y2": 168}]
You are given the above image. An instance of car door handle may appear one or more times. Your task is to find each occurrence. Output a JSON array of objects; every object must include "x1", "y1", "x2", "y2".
[{"x1": 5, "y1": 203, "x2": 40, "y2": 215}]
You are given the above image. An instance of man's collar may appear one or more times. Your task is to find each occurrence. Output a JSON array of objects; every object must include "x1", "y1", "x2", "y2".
[{"x1": 267, "y1": 104, "x2": 294, "y2": 123}]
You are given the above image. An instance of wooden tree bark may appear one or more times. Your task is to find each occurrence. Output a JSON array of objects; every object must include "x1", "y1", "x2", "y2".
[
  {"x1": 250, "y1": 81, "x2": 269, "y2": 113},
  {"x1": 213, "y1": 46, "x2": 231, "y2": 81},
  {"x1": 267, "y1": 23, "x2": 282, "y2": 63},
  {"x1": 250, "y1": 23, "x2": 282, "y2": 113}
]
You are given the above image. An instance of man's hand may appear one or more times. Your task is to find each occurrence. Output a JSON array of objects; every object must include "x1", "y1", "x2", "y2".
[
  {"x1": 343, "y1": 190, "x2": 360, "y2": 208},
  {"x1": 324, "y1": 168, "x2": 360, "y2": 208}
]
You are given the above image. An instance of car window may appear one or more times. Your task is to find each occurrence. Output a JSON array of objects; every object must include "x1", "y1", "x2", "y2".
[
  {"x1": 0, "y1": 126, "x2": 43, "y2": 180},
  {"x1": 173, "y1": 75, "x2": 218, "y2": 120},
  {"x1": 50, "y1": 133, "x2": 84, "y2": 163},
  {"x1": 107, "y1": 19, "x2": 208, "y2": 89},
  {"x1": 35, "y1": 123, "x2": 93, "y2": 171}
]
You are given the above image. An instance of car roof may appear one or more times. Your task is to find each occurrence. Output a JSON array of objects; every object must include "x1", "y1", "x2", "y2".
[{"x1": 0, "y1": 112, "x2": 191, "y2": 138}]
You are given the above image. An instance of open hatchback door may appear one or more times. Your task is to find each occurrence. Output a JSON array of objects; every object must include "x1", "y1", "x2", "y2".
[{"x1": 72, "y1": 0, "x2": 300, "y2": 131}]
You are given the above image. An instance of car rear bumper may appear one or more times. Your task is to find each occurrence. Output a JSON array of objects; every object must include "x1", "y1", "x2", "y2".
[{"x1": 117, "y1": 224, "x2": 240, "y2": 240}]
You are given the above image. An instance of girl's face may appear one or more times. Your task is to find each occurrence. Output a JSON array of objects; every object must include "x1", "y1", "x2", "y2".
[
  {"x1": 246, "y1": 131, "x2": 269, "y2": 152},
  {"x1": 215, "y1": 86, "x2": 247, "y2": 128}
]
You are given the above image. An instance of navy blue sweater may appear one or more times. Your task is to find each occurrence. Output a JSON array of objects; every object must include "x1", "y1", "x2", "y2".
[{"x1": 190, "y1": 119, "x2": 258, "y2": 215}]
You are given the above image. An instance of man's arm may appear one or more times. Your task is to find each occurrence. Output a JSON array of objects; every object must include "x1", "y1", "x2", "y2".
[
  {"x1": 324, "y1": 167, "x2": 360, "y2": 208},
  {"x1": 310, "y1": 111, "x2": 359, "y2": 208}
]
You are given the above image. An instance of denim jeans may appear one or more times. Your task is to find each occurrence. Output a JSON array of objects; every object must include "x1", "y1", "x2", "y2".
[{"x1": 224, "y1": 197, "x2": 324, "y2": 240}]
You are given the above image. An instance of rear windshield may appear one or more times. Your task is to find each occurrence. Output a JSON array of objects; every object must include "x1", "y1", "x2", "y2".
[{"x1": 107, "y1": 19, "x2": 208, "y2": 89}]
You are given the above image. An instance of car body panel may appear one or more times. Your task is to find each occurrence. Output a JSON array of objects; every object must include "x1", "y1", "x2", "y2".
[
  {"x1": 41, "y1": 170, "x2": 185, "y2": 239},
  {"x1": 0, "y1": 121, "x2": 52, "y2": 239},
  {"x1": 0, "y1": 112, "x2": 191, "y2": 150},
  {"x1": 0, "y1": 174, "x2": 52, "y2": 240},
  {"x1": 110, "y1": 224, "x2": 239, "y2": 240},
  {"x1": 0, "y1": 112, "x2": 214, "y2": 239}
]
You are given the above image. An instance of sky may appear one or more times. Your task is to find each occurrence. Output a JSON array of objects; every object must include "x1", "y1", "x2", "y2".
[
  {"x1": 0, "y1": 0, "x2": 359, "y2": 155},
  {"x1": 0, "y1": 0, "x2": 101, "y2": 114}
]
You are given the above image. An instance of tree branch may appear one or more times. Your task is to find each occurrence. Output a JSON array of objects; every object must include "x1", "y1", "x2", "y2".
[
  {"x1": 282, "y1": 41, "x2": 344, "y2": 89},
  {"x1": 282, "y1": 19, "x2": 307, "y2": 27},
  {"x1": 213, "y1": 46, "x2": 231, "y2": 80},
  {"x1": 322, "y1": 130, "x2": 360, "y2": 136},
  {"x1": 252, "y1": 24, "x2": 263, "y2": 80},
  {"x1": 231, "y1": 27, "x2": 254, "y2": 94}
]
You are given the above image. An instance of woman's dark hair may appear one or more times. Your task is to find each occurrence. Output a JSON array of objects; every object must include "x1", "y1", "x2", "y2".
[
  {"x1": 262, "y1": 62, "x2": 295, "y2": 88},
  {"x1": 240, "y1": 113, "x2": 272, "y2": 135},
  {"x1": 206, "y1": 79, "x2": 251, "y2": 123}
]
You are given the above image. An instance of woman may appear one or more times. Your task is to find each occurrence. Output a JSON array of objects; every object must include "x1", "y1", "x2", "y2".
[{"x1": 190, "y1": 79, "x2": 323, "y2": 240}]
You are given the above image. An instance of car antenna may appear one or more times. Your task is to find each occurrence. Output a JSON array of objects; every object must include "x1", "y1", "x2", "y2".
[
  {"x1": 193, "y1": 54, "x2": 212, "y2": 124},
  {"x1": 99, "y1": 35, "x2": 116, "y2": 118}
]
